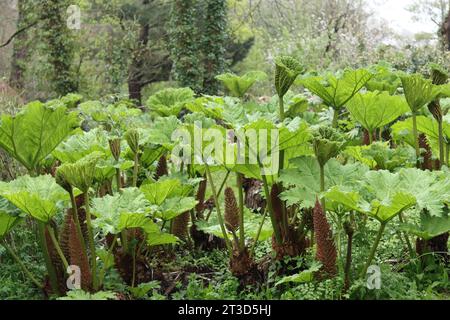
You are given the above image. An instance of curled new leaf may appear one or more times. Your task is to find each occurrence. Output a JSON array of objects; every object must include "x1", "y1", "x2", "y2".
[
  {"x1": 125, "y1": 129, "x2": 140, "y2": 155},
  {"x1": 275, "y1": 56, "x2": 304, "y2": 98},
  {"x1": 56, "y1": 152, "x2": 103, "y2": 192},
  {"x1": 312, "y1": 126, "x2": 345, "y2": 167}
]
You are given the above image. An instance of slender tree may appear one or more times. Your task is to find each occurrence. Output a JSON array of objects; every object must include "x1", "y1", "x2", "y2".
[
  {"x1": 201, "y1": 0, "x2": 228, "y2": 95},
  {"x1": 169, "y1": 0, "x2": 203, "y2": 92},
  {"x1": 41, "y1": 0, "x2": 78, "y2": 96}
]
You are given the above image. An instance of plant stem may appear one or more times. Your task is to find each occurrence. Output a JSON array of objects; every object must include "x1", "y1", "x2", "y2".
[
  {"x1": 84, "y1": 190, "x2": 98, "y2": 291},
  {"x1": 1, "y1": 240, "x2": 43, "y2": 289},
  {"x1": 236, "y1": 173, "x2": 245, "y2": 251},
  {"x1": 332, "y1": 108, "x2": 339, "y2": 128},
  {"x1": 360, "y1": 222, "x2": 386, "y2": 279},
  {"x1": 319, "y1": 164, "x2": 326, "y2": 209},
  {"x1": 205, "y1": 170, "x2": 230, "y2": 221},
  {"x1": 37, "y1": 222, "x2": 60, "y2": 295},
  {"x1": 251, "y1": 207, "x2": 268, "y2": 256},
  {"x1": 47, "y1": 225, "x2": 69, "y2": 270},
  {"x1": 368, "y1": 130, "x2": 373, "y2": 145},
  {"x1": 204, "y1": 164, "x2": 232, "y2": 253},
  {"x1": 438, "y1": 121, "x2": 444, "y2": 167},
  {"x1": 98, "y1": 234, "x2": 118, "y2": 288},
  {"x1": 412, "y1": 112, "x2": 420, "y2": 167},
  {"x1": 398, "y1": 213, "x2": 415, "y2": 259},
  {"x1": 115, "y1": 168, "x2": 122, "y2": 192},
  {"x1": 344, "y1": 230, "x2": 353, "y2": 292},
  {"x1": 260, "y1": 173, "x2": 283, "y2": 244},
  {"x1": 132, "y1": 152, "x2": 139, "y2": 187},
  {"x1": 278, "y1": 95, "x2": 285, "y2": 121}
]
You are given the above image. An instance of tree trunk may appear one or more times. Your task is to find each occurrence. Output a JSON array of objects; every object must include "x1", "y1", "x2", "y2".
[
  {"x1": 128, "y1": 2, "x2": 150, "y2": 105},
  {"x1": 9, "y1": 0, "x2": 29, "y2": 91}
]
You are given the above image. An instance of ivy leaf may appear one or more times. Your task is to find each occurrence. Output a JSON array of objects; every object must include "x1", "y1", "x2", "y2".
[
  {"x1": 0, "y1": 175, "x2": 68, "y2": 223},
  {"x1": 0, "y1": 101, "x2": 79, "y2": 172},
  {"x1": 301, "y1": 69, "x2": 372, "y2": 110},
  {"x1": 346, "y1": 91, "x2": 409, "y2": 133}
]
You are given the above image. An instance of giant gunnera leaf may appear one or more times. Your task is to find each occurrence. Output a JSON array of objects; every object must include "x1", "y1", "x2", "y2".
[
  {"x1": 0, "y1": 175, "x2": 69, "y2": 223},
  {"x1": 0, "y1": 197, "x2": 22, "y2": 238},
  {"x1": 0, "y1": 101, "x2": 79, "y2": 172},
  {"x1": 216, "y1": 71, "x2": 267, "y2": 98},
  {"x1": 346, "y1": 91, "x2": 409, "y2": 134},
  {"x1": 146, "y1": 87, "x2": 195, "y2": 117},
  {"x1": 324, "y1": 170, "x2": 416, "y2": 223},
  {"x1": 400, "y1": 74, "x2": 441, "y2": 113},
  {"x1": 301, "y1": 69, "x2": 372, "y2": 110}
]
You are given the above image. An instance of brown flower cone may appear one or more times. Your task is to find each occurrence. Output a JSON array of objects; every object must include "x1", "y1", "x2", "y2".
[
  {"x1": 172, "y1": 211, "x2": 190, "y2": 241},
  {"x1": 195, "y1": 177, "x2": 207, "y2": 218},
  {"x1": 313, "y1": 200, "x2": 337, "y2": 277},
  {"x1": 59, "y1": 209, "x2": 73, "y2": 260},
  {"x1": 419, "y1": 134, "x2": 433, "y2": 171},
  {"x1": 224, "y1": 187, "x2": 239, "y2": 233},
  {"x1": 68, "y1": 216, "x2": 92, "y2": 291},
  {"x1": 154, "y1": 155, "x2": 168, "y2": 180}
]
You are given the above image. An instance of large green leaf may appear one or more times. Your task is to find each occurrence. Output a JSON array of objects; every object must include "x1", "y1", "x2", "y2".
[
  {"x1": 0, "y1": 175, "x2": 69, "y2": 223},
  {"x1": 325, "y1": 185, "x2": 416, "y2": 223},
  {"x1": 397, "y1": 169, "x2": 450, "y2": 217},
  {"x1": 140, "y1": 179, "x2": 181, "y2": 206},
  {"x1": 280, "y1": 157, "x2": 368, "y2": 209},
  {"x1": 53, "y1": 128, "x2": 110, "y2": 163},
  {"x1": 91, "y1": 188, "x2": 152, "y2": 234},
  {"x1": 391, "y1": 116, "x2": 450, "y2": 158},
  {"x1": 0, "y1": 101, "x2": 79, "y2": 172},
  {"x1": 301, "y1": 69, "x2": 372, "y2": 110},
  {"x1": 401, "y1": 74, "x2": 441, "y2": 113},
  {"x1": 216, "y1": 71, "x2": 267, "y2": 98},
  {"x1": 56, "y1": 152, "x2": 102, "y2": 192},
  {"x1": 347, "y1": 91, "x2": 409, "y2": 133},
  {"x1": 344, "y1": 142, "x2": 416, "y2": 171},
  {"x1": 0, "y1": 197, "x2": 22, "y2": 238},
  {"x1": 146, "y1": 87, "x2": 195, "y2": 116},
  {"x1": 400, "y1": 210, "x2": 450, "y2": 240},
  {"x1": 157, "y1": 196, "x2": 197, "y2": 221}
]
